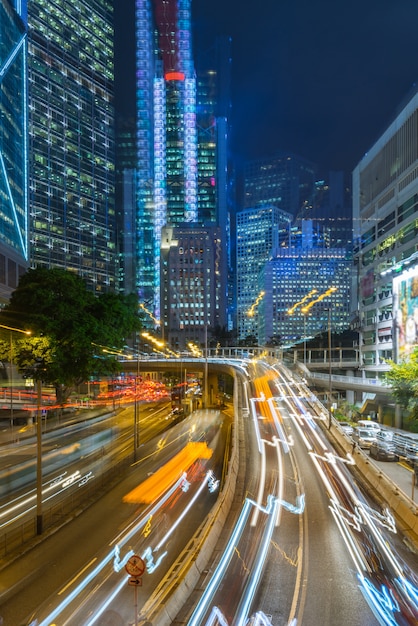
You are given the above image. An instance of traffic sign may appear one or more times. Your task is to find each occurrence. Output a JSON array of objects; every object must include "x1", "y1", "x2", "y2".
[
  {"x1": 128, "y1": 576, "x2": 142, "y2": 586},
  {"x1": 125, "y1": 554, "x2": 145, "y2": 577}
]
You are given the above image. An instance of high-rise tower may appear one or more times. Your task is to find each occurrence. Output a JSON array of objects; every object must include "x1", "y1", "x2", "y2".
[
  {"x1": 0, "y1": 0, "x2": 29, "y2": 303},
  {"x1": 27, "y1": 0, "x2": 115, "y2": 292},
  {"x1": 136, "y1": 0, "x2": 197, "y2": 320},
  {"x1": 135, "y1": 1, "x2": 229, "y2": 347}
]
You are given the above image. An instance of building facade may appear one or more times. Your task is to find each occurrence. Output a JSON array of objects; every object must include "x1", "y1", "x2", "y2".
[
  {"x1": 236, "y1": 205, "x2": 292, "y2": 342},
  {"x1": 258, "y1": 221, "x2": 351, "y2": 346},
  {"x1": 135, "y1": 1, "x2": 229, "y2": 343},
  {"x1": 242, "y1": 152, "x2": 317, "y2": 217},
  {"x1": 0, "y1": 0, "x2": 29, "y2": 304},
  {"x1": 27, "y1": 0, "x2": 115, "y2": 293},
  {"x1": 160, "y1": 224, "x2": 224, "y2": 350},
  {"x1": 135, "y1": 0, "x2": 198, "y2": 320},
  {"x1": 353, "y1": 86, "x2": 418, "y2": 377}
]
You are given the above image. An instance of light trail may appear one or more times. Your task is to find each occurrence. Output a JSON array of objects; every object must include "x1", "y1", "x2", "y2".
[
  {"x1": 272, "y1": 364, "x2": 418, "y2": 625},
  {"x1": 0, "y1": 469, "x2": 94, "y2": 529},
  {"x1": 143, "y1": 470, "x2": 219, "y2": 573},
  {"x1": 187, "y1": 497, "x2": 276, "y2": 626}
]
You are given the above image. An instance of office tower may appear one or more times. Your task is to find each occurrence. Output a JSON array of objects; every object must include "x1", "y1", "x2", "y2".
[
  {"x1": 136, "y1": 0, "x2": 197, "y2": 320},
  {"x1": 310, "y1": 171, "x2": 353, "y2": 248},
  {"x1": 236, "y1": 205, "x2": 292, "y2": 343},
  {"x1": 0, "y1": 0, "x2": 28, "y2": 304},
  {"x1": 135, "y1": 1, "x2": 229, "y2": 341},
  {"x1": 115, "y1": 117, "x2": 136, "y2": 295},
  {"x1": 160, "y1": 224, "x2": 223, "y2": 350},
  {"x1": 353, "y1": 85, "x2": 418, "y2": 379},
  {"x1": 242, "y1": 152, "x2": 317, "y2": 217},
  {"x1": 258, "y1": 220, "x2": 351, "y2": 346},
  {"x1": 27, "y1": 0, "x2": 115, "y2": 292}
]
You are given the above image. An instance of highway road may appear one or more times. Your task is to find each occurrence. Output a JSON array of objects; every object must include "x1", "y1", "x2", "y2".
[
  {"x1": 0, "y1": 358, "x2": 417, "y2": 625},
  {"x1": 174, "y1": 359, "x2": 418, "y2": 626},
  {"x1": 0, "y1": 407, "x2": 229, "y2": 625}
]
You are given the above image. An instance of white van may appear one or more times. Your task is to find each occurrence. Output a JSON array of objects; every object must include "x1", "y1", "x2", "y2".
[{"x1": 357, "y1": 420, "x2": 381, "y2": 432}]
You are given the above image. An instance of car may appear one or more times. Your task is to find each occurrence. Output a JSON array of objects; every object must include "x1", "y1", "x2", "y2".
[
  {"x1": 369, "y1": 439, "x2": 396, "y2": 461},
  {"x1": 376, "y1": 428, "x2": 394, "y2": 442},
  {"x1": 338, "y1": 421, "x2": 354, "y2": 436},
  {"x1": 352, "y1": 428, "x2": 377, "y2": 449},
  {"x1": 357, "y1": 420, "x2": 381, "y2": 433}
]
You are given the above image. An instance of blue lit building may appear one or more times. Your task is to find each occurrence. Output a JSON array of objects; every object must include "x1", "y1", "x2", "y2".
[
  {"x1": 258, "y1": 220, "x2": 351, "y2": 346},
  {"x1": 0, "y1": 0, "x2": 29, "y2": 303},
  {"x1": 27, "y1": 0, "x2": 115, "y2": 293},
  {"x1": 136, "y1": 0, "x2": 197, "y2": 320},
  {"x1": 135, "y1": 1, "x2": 230, "y2": 344},
  {"x1": 242, "y1": 152, "x2": 317, "y2": 217},
  {"x1": 236, "y1": 205, "x2": 292, "y2": 342}
]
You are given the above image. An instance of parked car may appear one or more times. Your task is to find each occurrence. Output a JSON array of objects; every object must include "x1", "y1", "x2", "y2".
[
  {"x1": 352, "y1": 428, "x2": 377, "y2": 449},
  {"x1": 369, "y1": 439, "x2": 396, "y2": 461},
  {"x1": 338, "y1": 421, "x2": 354, "y2": 436},
  {"x1": 376, "y1": 428, "x2": 394, "y2": 442},
  {"x1": 357, "y1": 420, "x2": 381, "y2": 433}
]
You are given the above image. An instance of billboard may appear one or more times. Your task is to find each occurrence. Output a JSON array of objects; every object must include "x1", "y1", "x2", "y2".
[{"x1": 393, "y1": 265, "x2": 418, "y2": 360}]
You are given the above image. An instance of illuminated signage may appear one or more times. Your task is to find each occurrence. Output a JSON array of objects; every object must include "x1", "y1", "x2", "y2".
[{"x1": 393, "y1": 265, "x2": 418, "y2": 359}]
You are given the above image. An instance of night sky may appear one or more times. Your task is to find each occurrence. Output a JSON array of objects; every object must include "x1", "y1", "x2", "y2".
[{"x1": 114, "y1": 0, "x2": 418, "y2": 177}]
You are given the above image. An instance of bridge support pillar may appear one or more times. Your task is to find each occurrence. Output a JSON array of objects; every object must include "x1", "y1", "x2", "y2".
[
  {"x1": 395, "y1": 403, "x2": 402, "y2": 429},
  {"x1": 206, "y1": 373, "x2": 218, "y2": 407},
  {"x1": 377, "y1": 403, "x2": 383, "y2": 425}
]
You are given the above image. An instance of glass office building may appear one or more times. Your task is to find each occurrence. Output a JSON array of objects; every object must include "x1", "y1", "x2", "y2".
[
  {"x1": 236, "y1": 205, "x2": 292, "y2": 342},
  {"x1": 0, "y1": 0, "x2": 29, "y2": 303},
  {"x1": 27, "y1": 0, "x2": 115, "y2": 292},
  {"x1": 135, "y1": 0, "x2": 198, "y2": 319}
]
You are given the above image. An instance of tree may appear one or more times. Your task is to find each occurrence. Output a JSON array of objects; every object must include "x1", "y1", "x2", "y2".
[
  {"x1": 0, "y1": 268, "x2": 141, "y2": 405},
  {"x1": 383, "y1": 349, "x2": 418, "y2": 427}
]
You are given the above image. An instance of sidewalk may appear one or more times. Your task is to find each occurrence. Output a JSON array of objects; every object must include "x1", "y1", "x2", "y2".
[{"x1": 372, "y1": 455, "x2": 417, "y2": 503}]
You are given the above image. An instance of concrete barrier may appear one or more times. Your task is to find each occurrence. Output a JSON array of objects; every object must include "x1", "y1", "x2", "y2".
[{"x1": 327, "y1": 420, "x2": 418, "y2": 550}]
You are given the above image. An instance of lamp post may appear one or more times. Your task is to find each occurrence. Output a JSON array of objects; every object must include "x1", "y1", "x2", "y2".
[
  {"x1": 134, "y1": 353, "x2": 139, "y2": 462},
  {"x1": 204, "y1": 322, "x2": 208, "y2": 408},
  {"x1": 0, "y1": 324, "x2": 31, "y2": 440},
  {"x1": 327, "y1": 307, "x2": 333, "y2": 430},
  {"x1": 36, "y1": 377, "x2": 43, "y2": 534}
]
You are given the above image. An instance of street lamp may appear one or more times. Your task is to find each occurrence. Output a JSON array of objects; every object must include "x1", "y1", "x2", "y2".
[
  {"x1": 133, "y1": 353, "x2": 140, "y2": 462},
  {"x1": 327, "y1": 306, "x2": 333, "y2": 430},
  {"x1": 0, "y1": 324, "x2": 31, "y2": 439}
]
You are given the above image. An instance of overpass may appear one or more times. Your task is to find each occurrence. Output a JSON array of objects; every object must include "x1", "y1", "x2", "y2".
[{"x1": 121, "y1": 346, "x2": 398, "y2": 425}]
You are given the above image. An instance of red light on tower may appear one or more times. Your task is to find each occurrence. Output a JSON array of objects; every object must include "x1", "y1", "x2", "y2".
[{"x1": 165, "y1": 71, "x2": 185, "y2": 81}]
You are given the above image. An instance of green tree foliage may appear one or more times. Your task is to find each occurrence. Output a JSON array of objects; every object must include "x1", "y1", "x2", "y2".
[
  {"x1": 383, "y1": 349, "x2": 418, "y2": 424},
  {"x1": 0, "y1": 268, "x2": 141, "y2": 404}
]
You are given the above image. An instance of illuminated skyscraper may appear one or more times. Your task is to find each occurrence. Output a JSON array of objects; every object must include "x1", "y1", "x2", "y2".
[
  {"x1": 242, "y1": 152, "x2": 317, "y2": 217},
  {"x1": 0, "y1": 0, "x2": 28, "y2": 303},
  {"x1": 135, "y1": 1, "x2": 229, "y2": 341},
  {"x1": 27, "y1": 0, "x2": 115, "y2": 292},
  {"x1": 236, "y1": 205, "x2": 292, "y2": 342},
  {"x1": 136, "y1": 0, "x2": 197, "y2": 319}
]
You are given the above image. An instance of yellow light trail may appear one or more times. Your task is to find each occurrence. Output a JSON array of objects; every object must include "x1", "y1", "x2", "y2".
[
  {"x1": 139, "y1": 303, "x2": 160, "y2": 325},
  {"x1": 247, "y1": 291, "x2": 265, "y2": 317},
  {"x1": 287, "y1": 289, "x2": 318, "y2": 315},
  {"x1": 123, "y1": 442, "x2": 213, "y2": 504},
  {"x1": 301, "y1": 286, "x2": 337, "y2": 314}
]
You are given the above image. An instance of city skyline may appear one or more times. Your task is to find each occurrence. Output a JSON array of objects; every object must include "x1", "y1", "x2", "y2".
[{"x1": 115, "y1": 0, "x2": 418, "y2": 177}]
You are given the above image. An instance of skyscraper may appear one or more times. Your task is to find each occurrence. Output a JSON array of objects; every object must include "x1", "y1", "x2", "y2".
[
  {"x1": 0, "y1": 0, "x2": 28, "y2": 304},
  {"x1": 258, "y1": 220, "x2": 351, "y2": 346},
  {"x1": 236, "y1": 205, "x2": 292, "y2": 342},
  {"x1": 135, "y1": 1, "x2": 229, "y2": 343},
  {"x1": 136, "y1": 0, "x2": 197, "y2": 320},
  {"x1": 27, "y1": 0, "x2": 115, "y2": 292},
  {"x1": 242, "y1": 152, "x2": 317, "y2": 217}
]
